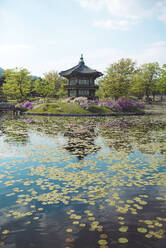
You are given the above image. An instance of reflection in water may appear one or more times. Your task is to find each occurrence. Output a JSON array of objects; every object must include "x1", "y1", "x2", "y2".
[
  {"x1": 0, "y1": 114, "x2": 166, "y2": 248},
  {"x1": 64, "y1": 123, "x2": 100, "y2": 160},
  {"x1": 0, "y1": 116, "x2": 29, "y2": 145},
  {"x1": 100, "y1": 117, "x2": 166, "y2": 155}
]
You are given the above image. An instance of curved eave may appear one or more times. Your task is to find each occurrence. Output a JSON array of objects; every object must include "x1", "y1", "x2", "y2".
[
  {"x1": 59, "y1": 60, "x2": 103, "y2": 79},
  {"x1": 59, "y1": 71, "x2": 103, "y2": 79},
  {"x1": 64, "y1": 85, "x2": 99, "y2": 90}
]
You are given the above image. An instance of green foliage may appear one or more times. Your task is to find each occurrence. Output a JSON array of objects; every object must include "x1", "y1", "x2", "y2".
[
  {"x1": 33, "y1": 78, "x2": 55, "y2": 97},
  {"x1": 137, "y1": 62, "x2": 160, "y2": 101},
  {"x1": 33, "y1": 71, "x2": 67, "y2": 98},
  {"x1": 129, "y1": 72, "x2": 146, "y2": 98},
  {"x1": 28, "y1": 102, "x2": 88, "y2": 114},
  {"x1": 0, "y1": 76, "x2": 6, "y2": 101},
  {"x1": 88, "y1": 105, "x2": 112, "y2": 113},
  {"x1": 98, "y1": 58, "x2": 136, "y2": 99},
  {"x1": 43, "y1": 71, "x2": 67, "y2": 97},
  {"x1": 27, "y1": 102, "x2": 113, "y2": 114},
  {"x1": 2, "y1": 68, "x2": 32, "y2": 101},
  {"x1": 156, "y1": 64, "x2": 166, "y2": 95}
]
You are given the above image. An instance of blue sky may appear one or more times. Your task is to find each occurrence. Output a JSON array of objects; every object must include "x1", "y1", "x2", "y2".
[{"x1": 0, "y1": 0, "x2": 166, "y2": 76}]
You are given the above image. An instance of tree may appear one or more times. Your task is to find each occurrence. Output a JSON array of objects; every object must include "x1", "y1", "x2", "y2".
[
  {"x1": 43, "y1": 71, "x2": 67, "y2": 97},
  {"x1": 2, "y1": 68, "x2": 32, "y2": 101},
  {"x1": 139, "y1": 62, "x2": 160, "y2": 102},
  {"x1": 33, "y1": 71, "x2": 67, "y2": 98},
  {"x1": 129, "y1": 71, "x2": 145, "y2": 99},
  {"x1": 0, "y1": 75, "x2": 6, "y2": 101},
  {"x1": 33, "y1": 78, "x2": 55, "y2": 97},
  {"x1": 98, "y1": 58, "x2": 136, "y2": 99},
  {"x1": 156, "y1": 64, "x2": 166, "y2": 99}
]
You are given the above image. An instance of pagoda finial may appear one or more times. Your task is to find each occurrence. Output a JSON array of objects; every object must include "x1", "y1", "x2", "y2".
[{"x1": 79, "y1": 54, "x2": 84, "y2": 64}]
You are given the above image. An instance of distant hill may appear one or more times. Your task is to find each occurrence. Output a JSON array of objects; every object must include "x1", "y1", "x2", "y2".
[
  {"x1": 30, "y1": 75, "x2": 39, "y2": 80},
  {"x1": 0, "y1": 68, "x2": 3, "y2": 76}
]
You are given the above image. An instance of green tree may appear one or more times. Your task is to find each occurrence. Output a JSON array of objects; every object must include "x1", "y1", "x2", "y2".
[
  {"x1": 2, "y1": 68, "x2": 32, "y2": 101},
  {"x1": 0, "y1": 75, "x2": 6, "y2": 101},
  {"x1": 43, "y1": 71, "x2": 67, "y2": 97},
  {"x1": 130, "y1": 62, "x2": 161, "y2": 101},
  {"x1": 33, "y1": 71, "x2": 67, "y2": 98},
  {"x1": 98, "y1": 58, "x2": 136, "y2": 99},
  {"x1": 33, "y1": 78, "x2": 54, "y2": 97},
  {"x1": 139, "y1": 62, "x2": 160, "y2": 102},
  {"x1": 129, "y1": 71, "x2": 145, "y2": 99},
  {"x1": 156, "y1": 64, "x2": 166, "y2": 98}
]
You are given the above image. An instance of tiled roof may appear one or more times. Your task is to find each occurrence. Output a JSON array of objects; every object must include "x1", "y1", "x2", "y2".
[{"x1": 59, "y1": 55, "x2": 103, "y2": 78}]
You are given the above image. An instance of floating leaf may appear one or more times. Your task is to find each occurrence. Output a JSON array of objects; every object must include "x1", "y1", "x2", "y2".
[
  {"x1": 2, "y1": 230, "x2": 10, "y2": 235},
  {"x1": 118, "y1": 238, "x2": 128, "y2": 243},
  {"x1": 98, "y1": 239, "x2": 108, "y2": 245},
  {"x1": 145, "y1": 233, "x2": 153, "y2": 239},
  {"x1": 137, "y1": 227, "x2": 147, "y2": 233},
  {"x1": 100, "y1": 234, "x2": 108, "y2": 239},
  {"x1": 73, "y1": 221, "x2": 79, "y2": 225},
  {"x1": 119, "y1": 226, "x2": 128, "y2": 232}
]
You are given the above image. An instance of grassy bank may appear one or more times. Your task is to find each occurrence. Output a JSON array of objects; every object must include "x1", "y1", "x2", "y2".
[{"x1": 27, "y1": 102, "x2": 113, "y2": 115}]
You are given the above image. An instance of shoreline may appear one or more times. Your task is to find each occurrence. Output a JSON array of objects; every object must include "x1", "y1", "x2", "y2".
[{"x1": 24, "y1": 112, "x2": 147, "y2": 117}]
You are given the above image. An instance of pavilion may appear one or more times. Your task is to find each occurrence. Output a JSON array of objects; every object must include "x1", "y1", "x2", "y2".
[{"x1": 59, "y1": 55, "x2": 103, "y2": 99}]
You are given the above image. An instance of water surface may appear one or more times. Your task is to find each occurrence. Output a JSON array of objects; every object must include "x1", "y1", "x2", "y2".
[{"x1": 0, "y1": 114, "x2": 166, "y2": 248}]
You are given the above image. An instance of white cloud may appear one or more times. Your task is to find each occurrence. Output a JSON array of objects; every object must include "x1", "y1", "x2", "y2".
[
  {"x1": 76, "y1": 0, "x2": 153, "y2": 19},
  {"x1": 85, "y1": 41, "x2": 166, "y2": 73},
  {"x1": 43, "y1": 41, "x2": 166, "y2": 76},
  {"x1": 136, "y1": 41, "x2": 166, "y2": 65},
  {"x1": 156, "y1": 1, "x2": 166, "y2": 23},
  {"x1": 93, "y1": 18, "x2": 139, "y2": 31},
  {"x1": 0, "y1": 44, "x2": 30, "y2": 53},
  {"x1": 151, "y1": 41, "x2": 166, "y2": 47},
  {"x1": 75, "y1": 0, "x2": 166, "y2": 29},
  {"x1": 75, "y1": 0, "x2": 104, "y2": 11}
]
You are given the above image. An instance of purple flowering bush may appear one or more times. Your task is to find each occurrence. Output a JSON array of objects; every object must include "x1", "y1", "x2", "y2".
[
  {"x1": 98, "y1": 100, "x2": 113, "y2": 109},
  {"x1": 75, "y1": 98, "x2": 97, "y2": 110},
  {"x1": 23, "y1": 101, "x2": 33, "y2": 110},
  {"x1": 74, "y1": 96, "x2": 144, "y2": 113},
  {"x1": 95, "y1": 97, "x2": 144, "y2": 112},
  {"x1": 115, "y1": 97, "x2": 144, "y2": 112}
]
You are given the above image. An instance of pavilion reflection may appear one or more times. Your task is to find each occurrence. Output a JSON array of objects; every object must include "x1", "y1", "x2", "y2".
[{"x1": 64, "y1": 123, "x2": 100, "y2": 160}]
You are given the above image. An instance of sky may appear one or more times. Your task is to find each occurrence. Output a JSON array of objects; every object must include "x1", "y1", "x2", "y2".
[{"x1": 0, "y1": 0, "x2": 166, "y2": 76}]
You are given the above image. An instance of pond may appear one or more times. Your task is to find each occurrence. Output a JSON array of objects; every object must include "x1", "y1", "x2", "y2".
[{"x1": 0, "y1": 113, "x2": 166, "y2": 248}]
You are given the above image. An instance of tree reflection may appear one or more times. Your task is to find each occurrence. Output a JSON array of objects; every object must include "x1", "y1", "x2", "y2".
[
  {"x1": 1, "y1": 118, "x2": 29, "y2": 145},
  {"x1": 100, "y1": 116, "x2": 166, "y2": 155},
  {"x1": 1, "y1": 115, "x2": 166, "y2": 157}
]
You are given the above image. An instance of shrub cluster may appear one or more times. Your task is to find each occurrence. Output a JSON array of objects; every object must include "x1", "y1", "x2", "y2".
[{"x1": 75, "y1": 97, "x2": 144, "y2": 112}]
